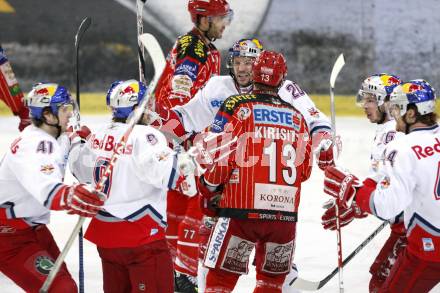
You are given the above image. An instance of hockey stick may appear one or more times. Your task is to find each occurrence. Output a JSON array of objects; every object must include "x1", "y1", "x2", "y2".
[
  {"x1": 39, "y1": 63, "x2": 162, "y2": 293},
  {"x1": 74, "y1": 17, "x2": 91, "y2": 110},
  {"x1": 73, "y1": 16, "x2": 91, "y2": 293},
  {"x1": 139, "y1": 33, "x2": 166, "y2": 89},
  {"x1": 289, "y1": 221, "x2": 388, "y2": 291},
  {"x1": 328, "y1": 53, "x2": 346, "y2": 293},
  {"x1": 137, "y1": 0, "x2": 148, "y2": 84},
  {"x1": 40, "y1": 19, "x2": 167, "y2": 293}
]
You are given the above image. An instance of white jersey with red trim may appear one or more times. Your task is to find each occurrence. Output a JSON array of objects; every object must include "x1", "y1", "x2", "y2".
[
  {"x1": 0, "y1": 125, "x2": 68, "y2": 226},
  {"x1": 370, "y1": 124, "x2": 440, "y2": 261},
  {"x1": 173, "y1": 76, "x2": 331, "y2": 135},
  {"x1": 70, "y1": 122, "x2": 177, "y2": 220},
  {"x1": 368, "y1": 119, "x2": 403, "y2": 179}
]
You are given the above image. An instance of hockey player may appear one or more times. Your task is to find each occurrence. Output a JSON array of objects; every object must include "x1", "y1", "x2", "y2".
[
  {"x1": 323, "y1": 80, "x2": 440, "y2": 292},
  {"x1": 321, "y1": 73, "x2": 406, "y2": 291},
  {"x1": 155, "y1": 0, "x2": 233, "y2": 109},
  {"x1": 0, "y1": 82, "x2": 105, "y2": 292},
  {"x1": 154, "y1": 37, "x2": 333, "y2": 291},
  {"x1": 69, "y1": 80, "x2": 199, "y2": 293},
  {"x1": 152, "y1": 0, "x2": 233, "y2": 290},
  {"x1": 0, "y1": 45, "x2": 30, "y2": 131},
  {"x1": 200, "y1": 50, "x2": 312, "y2": 293}
]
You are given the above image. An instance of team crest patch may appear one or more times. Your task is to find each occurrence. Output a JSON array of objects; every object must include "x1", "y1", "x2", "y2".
[
  {"x1": 0, "y1": 225, "x2": 16, "y2": 233},
  {"x1": 237, "y1": 107, "x2": 251, "y2": 121},
  {"x1": 308, "y1": 107, "x2": 320, "y2": 117},
  {"x1": 220, "y1": 236, "x2": 254, "y2": 274},
  {"x1": 35, "y1": 255, "x2": 55, "y2": 275},
  {"x1": 262, "y1": 241, "x2": 293, "y2": 274},
  {"x1": 379, "y1": 176, "x2": 391, "y2": 189},
  {"x1": 422, "y1": 238, "x2": 435, "y2": 251},
  {"x1": 146, "y1": 133, "x2": 158, "y2": 145},
  {"x1": 156, "y1": 150, "x2": 171, "y2": 161},
  {"x1": 229, "y1": 169, "x2": 239, "y2": 184},
  {"x1": 40, "y1": 164, "x2": 55, "y2": 175}
]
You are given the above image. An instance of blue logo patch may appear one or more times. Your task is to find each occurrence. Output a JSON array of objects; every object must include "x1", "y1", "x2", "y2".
[
  {"x1": 253, "y1": 105, "x2": 294, "y2": 128},
  {"x1": 210, "y1": 99, "x2": 224, "y2": 108},
  {"x1": 175, "y1": 60, "x2": 199, "y2": 81},
  {"x1": 211, "y1": 114, "x2": 228, "y2": 133}
]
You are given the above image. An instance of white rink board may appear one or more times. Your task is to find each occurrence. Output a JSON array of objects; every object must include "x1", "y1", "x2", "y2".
[{"x1": 1, "y1": 115, "x2": 439, "y2": 293}]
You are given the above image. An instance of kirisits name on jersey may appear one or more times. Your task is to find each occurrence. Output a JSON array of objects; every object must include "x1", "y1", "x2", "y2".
[{"x1": 253, "y1": 105, "x2": 300, "y2": 141}]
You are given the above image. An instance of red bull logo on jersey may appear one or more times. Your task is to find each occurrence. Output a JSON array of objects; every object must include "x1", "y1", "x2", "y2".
[
  {"x1": 40, "y1": 164, "x2": 55, "y2": 175},
  {"x1": 253, "y1": 105, "x2": 297, "y2": 129},
  {"x1": 411, "y1": 138, "x2": 440, "y2": 160}
]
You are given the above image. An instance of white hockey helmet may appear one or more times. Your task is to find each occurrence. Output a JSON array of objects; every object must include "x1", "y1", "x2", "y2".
[
  {"x1": 389, "y1": 79, "x2": 436, "y2": 116},
  {"x1": 26, "y1": 83, "x2": 74, "y2": 120},
  {"x1": 106, "y1": 80, "x2": 147, "y2": 119},
  {"x1": 227, "y1": 38, "x2": 263, "y2": 68},
  {"x1": 356, "y1": 73, "x2": 401, "y2": 106}
]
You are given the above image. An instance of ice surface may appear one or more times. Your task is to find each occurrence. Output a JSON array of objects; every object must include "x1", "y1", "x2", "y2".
[{"x1": 0, "y1": 116, "x2": 439, "y2": 293}]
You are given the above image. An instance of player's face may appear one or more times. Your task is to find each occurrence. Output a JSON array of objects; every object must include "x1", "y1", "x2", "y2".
[
  {"x1": 361, "y1": 94, "x2": 381, "y2": 123},
  {"x1": 207, "y1": 15, "x2": 230, "y2": 39},
  {"x1": 390, "y1": 104, "x2": 406, "y2": 132},
  {"x1": 232, "y1": 56, "x2": 254, "y2": 87},
  {"x1": 57, "y1": 103, "x2": 74, "y2": 132}
]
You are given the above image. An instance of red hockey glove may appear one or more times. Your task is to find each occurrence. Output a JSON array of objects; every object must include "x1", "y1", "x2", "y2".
[
  {"x1": 149, "y1": 103, "x2": 187, "y2": 138},
  {"x1": 321, "y1": 199, "x2": 367, "y2": 230},
  {"x1": 198, "y1": 176, "x2": 222, "y2": 217},
  {"x1": 323, "y1": 166, "x2": 362, "y2": 208},
  {"x1": 17, "y1": 107, "x2": 31, "y2": 131},
  {"x1": 67, "y1": 125, "x2": 91, "y2": 145},
  {"x1": 63, "y1": 184, "x2": 105, "y2": 217},
  {"x1": 313, "y1": 131, "x2": 335, "y2": 170}
]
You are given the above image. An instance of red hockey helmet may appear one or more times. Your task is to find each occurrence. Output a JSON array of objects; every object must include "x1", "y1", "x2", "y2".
[
  {"x1": 252, "y1": 50, "x2": 287, "y2": 87},
  {"x1": 188, "y1": 0, "x2": 232, "y2": 23}
]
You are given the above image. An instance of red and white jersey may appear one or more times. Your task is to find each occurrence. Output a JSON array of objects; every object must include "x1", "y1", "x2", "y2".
[
  {"x1": 155, "y1": 28, "x2": 221, "y2": 109},
  {"x1": 69, "y1": 122, "x2": 178, "y2": 247},
  {"x1": 204, "y1": 93, "x2": 312, "y2": 221},
  {"x1": 0, "y1": 125, "x2": 67, "y2": 227},
  {"x1": 174, "y1": 76, "x2": 331, "y2": 135},
  {"x1": 368, "y1": 119, "x2": 402, "y2": 179},
  {"x1": 368, "y1": 124, "x2": 440, "y2": 261}
]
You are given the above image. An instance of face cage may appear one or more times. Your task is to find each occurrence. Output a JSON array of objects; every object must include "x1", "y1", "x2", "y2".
[
  {"x1": 208, "y1": 8, "x2": 234, "y2": 26},
  {"x1": 356, "y1": 89, "x2": 383, "y2": 107}
]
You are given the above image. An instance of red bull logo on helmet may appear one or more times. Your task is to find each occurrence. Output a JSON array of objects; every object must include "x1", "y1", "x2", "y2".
[
  {"x1": 120, "y1": 82, "x2": 139, "y2": 95},
  {"x1": 379, "y1": 74, "x2": 400, "y2": 87},
  {"x1": 403, "y1": 82, "x2": 423, "y2": 94},
  {"x1": 35, "y1": 85, "x2": 57, "y2": 97}
]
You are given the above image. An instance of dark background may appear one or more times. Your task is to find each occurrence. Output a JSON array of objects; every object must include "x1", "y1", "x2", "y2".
[{"x1": 2, "y1": 0, "x2": 439, "y2": 94}]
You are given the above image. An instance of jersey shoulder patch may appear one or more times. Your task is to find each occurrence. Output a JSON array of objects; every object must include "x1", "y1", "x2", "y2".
[
  {"x1": 221, "y1": 94, "x2": 258, "y2": 114},
  {"x1": 176, "y1": 33, "x2": 208, "y2": 63}
]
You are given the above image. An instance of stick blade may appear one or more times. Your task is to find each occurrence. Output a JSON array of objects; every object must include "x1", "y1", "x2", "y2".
[
  {"x1": 289, "y1": 277, "x2": 321, "y2": 291},
  {"x1": 139, "y1": 33, "x2": 166, "y2": 87},
  {"x1": 75, "y1": 17, "x2": 92, "y2": 48},
  {"x1": 329, "y1": 53, "x2": 345, "y2": 88}
]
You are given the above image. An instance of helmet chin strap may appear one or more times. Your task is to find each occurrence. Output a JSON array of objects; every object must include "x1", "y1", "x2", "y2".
[
  {"x1": 403, "y1": 113, "x2": 415, "y2": 134},
  {"x1": 377, "y1": 109, "x2": 387, "y2": 124},
  {"x1": 43, "y1": 116, "x2": 62, "y2": 138}
]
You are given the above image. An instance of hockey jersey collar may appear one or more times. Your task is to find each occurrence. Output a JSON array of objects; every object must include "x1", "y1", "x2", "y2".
[{"x1": 410, "y1": 124, "x2": 439, "y2": 133}]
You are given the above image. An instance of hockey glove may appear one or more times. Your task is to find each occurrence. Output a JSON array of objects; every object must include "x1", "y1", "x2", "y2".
[
  {"x1": 63, "y1": 184, "x2": 105, "y2": 217},
  {"x1": 321, "y1": 199, "x2": 367, "y2": 230},
  {"x1": 323, "y1": 166, "x2": 362, "y2": 208},
  {"x1": 67, "y1": 125, "x2": 91, "y2": 145},
  {"x1": 149, "y1": 102, "x2": 187, "y2": 138},
  {"x1": 313, "y1": 131, "x2": 335, "y2": 170},
  {"x1": 18, "y1": 108, "x2": 31, "y2": 131},
  {"x1": 198, "y1": 176, "x2": 222, "y2": 217}
]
